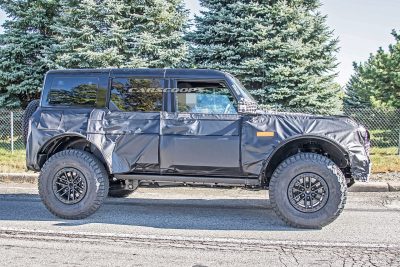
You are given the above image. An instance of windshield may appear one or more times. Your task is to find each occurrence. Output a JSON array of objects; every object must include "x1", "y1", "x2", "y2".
[{"x1": 225, "y1": 74, "x2": 257, "y2": 102}]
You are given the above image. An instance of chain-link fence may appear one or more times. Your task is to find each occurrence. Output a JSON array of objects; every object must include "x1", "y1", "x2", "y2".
[
  {"x1": 0, "y1": 109, "x2": 24, "y2": 154},
  {"x1": 343, "y1": 108, "x2": 400, "y2": 155},
  {"x1": 0, "y1": 108, "x2": 399, "y2": 155}
]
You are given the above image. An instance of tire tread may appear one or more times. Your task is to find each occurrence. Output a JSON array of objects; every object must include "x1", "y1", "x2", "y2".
[
  {"x1": 269, "y1": 153, "x2": 347, "y2": 228},
  {"x1": 38, "y1": 149, "x2": 109, "y2": 219}
]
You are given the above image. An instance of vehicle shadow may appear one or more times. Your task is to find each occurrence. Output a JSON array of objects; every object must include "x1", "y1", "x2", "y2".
[{"x1": 0, "y1": 193, "x2": 302, "y2": 231}]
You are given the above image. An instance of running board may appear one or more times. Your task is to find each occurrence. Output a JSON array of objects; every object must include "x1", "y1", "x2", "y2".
[{"x1": 114, "y1": 174, "x2": 260, "y2": 186}]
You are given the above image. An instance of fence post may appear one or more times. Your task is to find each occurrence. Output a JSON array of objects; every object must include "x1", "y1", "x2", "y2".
[
  {"x1": 398, "y1": 130, "x2": 400, "y2": 156},
  {"x1": 10, "y1": 111, "x2": 14, "y2": 154}
]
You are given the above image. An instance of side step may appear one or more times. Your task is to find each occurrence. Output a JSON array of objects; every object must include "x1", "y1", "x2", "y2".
[{"x1": 114, "y1": 174, "x2": 260, "y2": 186}]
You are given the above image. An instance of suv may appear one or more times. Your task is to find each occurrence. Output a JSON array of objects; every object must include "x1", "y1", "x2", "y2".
[{"x1": 24, "y1": 68, "x2": 371, "y2": 228}]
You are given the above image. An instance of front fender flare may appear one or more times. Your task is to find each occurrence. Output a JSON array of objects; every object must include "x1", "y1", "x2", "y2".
[{"x1": 260, "y1": 134, "x2": 350, "y2": 182}]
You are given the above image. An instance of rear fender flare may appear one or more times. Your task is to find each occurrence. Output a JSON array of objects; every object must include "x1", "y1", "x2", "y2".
[{"x1": 38, "y1": 133, "x2": 109, "y2": 171}]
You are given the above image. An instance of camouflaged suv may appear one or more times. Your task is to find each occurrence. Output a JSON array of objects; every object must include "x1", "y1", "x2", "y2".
[{"x1": 24, "y1": 68, "x2": 371, "y2": 228}]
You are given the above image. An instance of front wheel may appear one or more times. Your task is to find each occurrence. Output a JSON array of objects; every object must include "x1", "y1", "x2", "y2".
[
  {"x1": 38, "y1": 150, "x2": 109, "y2": 219},
  {"x1": 269, "y1": 153, "x2": 347, "y2": 229}
]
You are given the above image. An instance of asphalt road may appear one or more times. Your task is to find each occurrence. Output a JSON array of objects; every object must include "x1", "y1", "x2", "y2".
[{"x1": 0, "y1": 183, "x2": 399, "y2": 266}]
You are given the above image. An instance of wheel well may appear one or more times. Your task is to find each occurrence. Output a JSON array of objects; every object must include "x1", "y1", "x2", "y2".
[
  {"x1": 38, "y1": 135, "x2": 108, "y2": 172},
  {"x1": 263, "y1": 137, "x2": 352, "y2": 186}
]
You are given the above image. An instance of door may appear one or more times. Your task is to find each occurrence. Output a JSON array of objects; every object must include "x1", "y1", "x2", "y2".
[
  {"x1": 101, "y1": 76, "x2": 166, "y2": 174},
  {"x1": 160, "y1": 79, "x2": 242, "y2": 177}
]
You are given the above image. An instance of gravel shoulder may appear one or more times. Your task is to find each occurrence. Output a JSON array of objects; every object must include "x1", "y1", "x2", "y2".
[{"x1": 371, "y1": 172, "x2": 400, "y2": 181}]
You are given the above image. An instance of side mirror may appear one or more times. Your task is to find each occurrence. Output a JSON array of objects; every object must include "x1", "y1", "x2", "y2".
[{"x1": 238, "y1": 99, "x2": 258, "y2": 114}]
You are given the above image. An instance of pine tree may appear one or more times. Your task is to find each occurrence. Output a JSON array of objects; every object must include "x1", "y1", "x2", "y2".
[
  {"x1": 188, "y1": 0, "x2": 341, "y2": 114},
  {"x1": 52, "y1": 0, "x2": 188, "y2": 69},
  {"x1": 345, "y1": 30, "x2": 400, "y2": 109},
  {"x1": 0, "y1": 0, "x2": 60, "y2": 108}
]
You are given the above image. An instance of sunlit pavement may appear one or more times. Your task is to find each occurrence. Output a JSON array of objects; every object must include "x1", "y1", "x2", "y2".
[{"x1": 0, "y1": 183, "x2": 399, "y2": 266}]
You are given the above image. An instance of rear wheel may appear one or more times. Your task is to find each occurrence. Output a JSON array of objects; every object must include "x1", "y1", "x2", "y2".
[
  {"x1": 269, "y1": 153, "x2": 347, "y2": 229},
  {"x1": 38, "y1": 149, "x2": 109, "y2": 219},
  {"x1": 23, "y1": 99, "x2": 40, "y2": 146}
]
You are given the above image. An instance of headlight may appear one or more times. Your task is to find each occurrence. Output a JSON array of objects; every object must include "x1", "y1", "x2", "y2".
[
  {"x1": 358, "y1": 126, "x2": 370, "y2": 156},
  {"x1": 357, "y1": 126, "x2": 368, "y2": 139}
]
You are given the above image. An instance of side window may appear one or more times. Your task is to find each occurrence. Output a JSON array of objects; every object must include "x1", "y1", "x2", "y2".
[
  {"x1": 47, "y1": 76, "x2": 98, "y2": 107},
  {"x1": 110, "y1": 78, "x2": 163, "y2": 112},
  {"x1": 175, "y1": 81, "x2": 237, "y2": 114}
]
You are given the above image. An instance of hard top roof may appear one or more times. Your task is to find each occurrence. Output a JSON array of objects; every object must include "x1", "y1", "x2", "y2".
[{"x1": 47, "y1": 68, "x2": 228, "y2": 79}]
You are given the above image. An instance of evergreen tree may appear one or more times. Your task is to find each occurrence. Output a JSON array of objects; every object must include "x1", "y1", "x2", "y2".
[
  {"x1": 188, "y1": 0, "x2": 341, "y2": 113},
  {"x1": 345, "y1": 30, "x2": 400, "y2": 109},
  {"x1": 0, "y1": 0, "x2": 60, "y2": 108},
  {"x1": 52, "y1": 0, "x2": 188, "y2": 69}
]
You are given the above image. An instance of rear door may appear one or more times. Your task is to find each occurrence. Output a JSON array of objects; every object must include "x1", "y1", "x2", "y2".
[{"x1": 99, "y1": 75, "x2": 166, "y2": 174}]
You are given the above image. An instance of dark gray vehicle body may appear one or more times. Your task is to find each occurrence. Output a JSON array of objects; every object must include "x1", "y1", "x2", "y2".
[{"x1": 26, "y1": 69, "x2": 371, "y2": 185}]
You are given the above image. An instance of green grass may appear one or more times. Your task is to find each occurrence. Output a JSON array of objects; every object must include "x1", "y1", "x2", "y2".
[
  {"x1": 369, "y1": 146, "x2": 400, "y2": 173},
  {"x1": 370, "y1": 146, "x2": 398, "y2": 155},
  {"x1": 0, "y1": 148, "x2": 27, "y2": 173},
  {"x1": 371, "y1": 154, "x2": 400, "y2": 173},
  {"x1": 0, "y1": 138, "x2": 27, "y2": 173}
]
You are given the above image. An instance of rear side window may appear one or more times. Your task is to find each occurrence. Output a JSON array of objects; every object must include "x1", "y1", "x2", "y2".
[
  {"x1": 47, "y1": 77, "x2": 99, "y2": 107},
  {"x1": 110, "y1": 78, "x2": 163, "y2": 112}
]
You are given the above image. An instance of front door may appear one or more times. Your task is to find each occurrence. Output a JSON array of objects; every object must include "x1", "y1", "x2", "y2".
[{"x1": 160, "y1": 79, "x2": 242, "y2": 177}]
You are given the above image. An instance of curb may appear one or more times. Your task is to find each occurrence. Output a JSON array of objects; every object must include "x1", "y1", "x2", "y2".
[
  {"x1": 1, "y1": 173, "x2": 399, "y2": 192},
  {"x1": 348, "y1": 182, "x2": 391, "y2": 192},
  {"x1": 388, "y1": 182, "x2": 400, "y2": 192}
]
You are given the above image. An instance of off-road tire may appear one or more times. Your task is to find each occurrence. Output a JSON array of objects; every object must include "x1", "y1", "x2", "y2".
[
  {"x1": 23, "y1": 99, "x2": 40, "y2": 146},
  {"x1": 108, "y1": 180, "x2": 138, "y2": 198},
  {"x1": 38, "y1": 149, "x2": 109, "y2": 219},
  {"x1": 269, "y1": 153, "x2": 347, "y2": 229}
]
